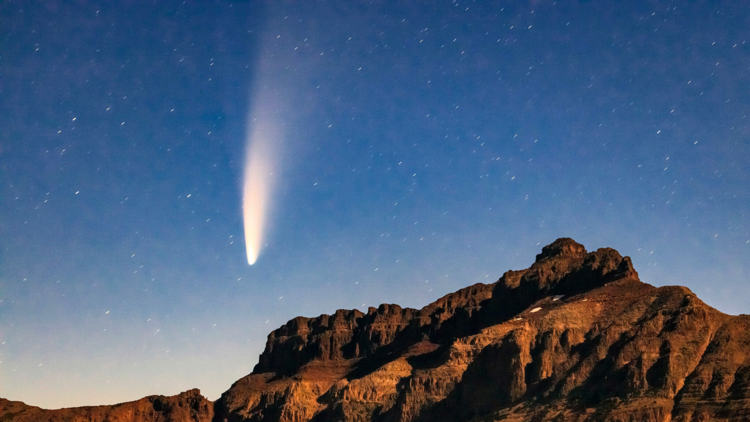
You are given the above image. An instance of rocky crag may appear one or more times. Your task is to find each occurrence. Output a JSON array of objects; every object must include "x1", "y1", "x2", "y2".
[
  {"x1": 3, "y1": 238, "x2": 750, "y2": 422},
  {"x1": 0, "y1": 389, "x2": 213, "y2": 422}
]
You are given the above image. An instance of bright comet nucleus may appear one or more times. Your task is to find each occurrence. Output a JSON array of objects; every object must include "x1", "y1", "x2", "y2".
[{"x1": 242, "y1": 118, "x2": 279, "y2": 265}]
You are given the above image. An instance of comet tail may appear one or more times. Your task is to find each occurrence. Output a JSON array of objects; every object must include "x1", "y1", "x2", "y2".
[{"x1": 242, "y1": 121, "x2": 277, "y2": 265}]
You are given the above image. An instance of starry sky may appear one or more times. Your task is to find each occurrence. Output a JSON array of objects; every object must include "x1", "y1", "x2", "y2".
[{"x1": 1, "y1": 0, "x2": 749, "y2": 409}]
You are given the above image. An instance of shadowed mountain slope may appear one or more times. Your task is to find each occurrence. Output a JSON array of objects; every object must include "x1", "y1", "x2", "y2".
[{"x1": 0, "y1": 389, "x2": 213, "y2": 422}]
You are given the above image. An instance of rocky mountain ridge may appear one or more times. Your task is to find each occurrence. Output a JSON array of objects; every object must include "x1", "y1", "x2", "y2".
[{"x1": 4, "y1": 238, "x2": 750, "y2": 422}]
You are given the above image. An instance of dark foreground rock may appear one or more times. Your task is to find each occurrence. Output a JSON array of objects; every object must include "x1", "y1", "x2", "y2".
[
  {"x1": 0, "y1": 389, "x2": 213, "y2": 422},
  {"x1": 4, "y1": 238, "x2": 750, "y2": 421}
]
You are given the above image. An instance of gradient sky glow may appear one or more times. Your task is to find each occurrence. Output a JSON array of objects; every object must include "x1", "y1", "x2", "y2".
[{"x1": 1, "y1": 1, "x2": 749, "y2": 409}]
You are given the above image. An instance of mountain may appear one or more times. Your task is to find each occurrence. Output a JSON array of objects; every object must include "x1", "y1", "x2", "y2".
[
  {"x1": 3, "y1": 238, "x2": 750, "y2": 422},
  {"x1": 0, "y1": 389, "x2": 213, "y2": 422}
]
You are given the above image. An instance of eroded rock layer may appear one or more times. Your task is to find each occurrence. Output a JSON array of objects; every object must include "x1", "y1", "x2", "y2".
[
  {"x1": 3, "y1": 238, "x2": 750, "y2": 422},
  {"x1": 214, "y1": 238, "x2": 747, "y2": 422}
]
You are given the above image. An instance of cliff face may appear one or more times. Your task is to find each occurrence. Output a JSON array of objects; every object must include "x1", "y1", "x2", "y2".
[
  {"x1": 3, "y1": 238, "x2": 750, "y2": 422},
  {"x1": 213, "y1": 238, "x2": 747, "y2": 422}
]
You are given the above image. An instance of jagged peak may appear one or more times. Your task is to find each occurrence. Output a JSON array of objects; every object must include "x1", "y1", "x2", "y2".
[
  {"x1": 535, "y1": 237, "x2": 587, "y2": 262},
  {"x1": 253, "y1": 239, "x2": 643, "y2": 377}
]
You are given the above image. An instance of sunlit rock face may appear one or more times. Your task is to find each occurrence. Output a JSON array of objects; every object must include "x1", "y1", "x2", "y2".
[
  {"x1": 212, "y1": 238, "x2": 749, "y2": 422},
  {"x1": 4, "y1": 238, "x2": 750, "y2": 422}
]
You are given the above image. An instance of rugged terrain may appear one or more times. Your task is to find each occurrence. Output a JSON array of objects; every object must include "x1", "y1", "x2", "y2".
[
  {"x1": 3, "y1": 238, "x2": 750, "y2": 421},
  {"x1": 0, "y1": 389, "x2": 213, "y2": 422}
]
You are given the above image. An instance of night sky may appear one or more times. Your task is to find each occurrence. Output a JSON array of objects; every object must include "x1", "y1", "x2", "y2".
[{"x1": 2, "y1": 0, "x2": 749, "y2": 409}]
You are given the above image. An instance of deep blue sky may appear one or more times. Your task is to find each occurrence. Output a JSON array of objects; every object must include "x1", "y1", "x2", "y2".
[{"x1": 1, "y1": 0, "x2": 749, "y2": 408}]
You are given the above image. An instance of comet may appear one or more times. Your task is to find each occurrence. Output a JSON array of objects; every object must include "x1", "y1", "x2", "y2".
[
  {"x1": 242, "y1": 19, "x2": 290, "y2": 265},
  {"x1": 242, "y1": 115, "x2": 279, "y2": 265}
]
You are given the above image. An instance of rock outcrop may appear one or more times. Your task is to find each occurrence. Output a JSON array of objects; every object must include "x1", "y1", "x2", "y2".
[
  {"x1": 3, "y1": 238, "x2": 750, "y2": 422},
  {"x1": 0, "y1": 389, "x2": 213, "y2": 422}
]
